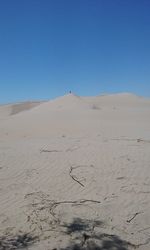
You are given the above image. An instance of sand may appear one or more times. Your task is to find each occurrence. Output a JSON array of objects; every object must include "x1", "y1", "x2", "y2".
[{"x1": 0, "y1": 93, "x2": 150, "y2": 250}]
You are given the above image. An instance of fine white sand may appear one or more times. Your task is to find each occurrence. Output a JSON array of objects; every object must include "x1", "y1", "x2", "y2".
[{"x1": 0, "y1": 93, "x2": 150, "y2": 250}]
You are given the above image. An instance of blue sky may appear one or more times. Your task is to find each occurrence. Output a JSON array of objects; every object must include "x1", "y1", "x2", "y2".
[{"x1": 0, "y1": 0, "x2": 150, "y2": 103}]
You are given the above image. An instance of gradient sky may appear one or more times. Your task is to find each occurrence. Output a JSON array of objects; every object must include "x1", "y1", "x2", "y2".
[{"x1": 0, "y1": 0, "x2": 150, "y2": 103}]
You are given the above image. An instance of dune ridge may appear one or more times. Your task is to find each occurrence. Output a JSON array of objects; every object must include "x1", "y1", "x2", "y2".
[{"x1": 0, "y1": 101, "x2": 44, "y2": 120}]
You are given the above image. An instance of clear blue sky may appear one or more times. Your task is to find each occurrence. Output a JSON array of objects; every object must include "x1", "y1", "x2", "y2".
[{"x1": 0, "y1": 0, "x2": 150, "y2": 103}]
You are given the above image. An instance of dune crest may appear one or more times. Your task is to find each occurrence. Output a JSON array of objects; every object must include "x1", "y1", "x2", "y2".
[{"x1": 0, "y1": 101, "x2": 43, "y2": 119}]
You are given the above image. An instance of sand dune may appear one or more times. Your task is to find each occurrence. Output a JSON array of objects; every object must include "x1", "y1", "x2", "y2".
[
  {"x1": 0, "y1": 93, "x2": 150, "y2": 250},
  {"x1": 0, "y1": 101, "x2": 43, "y2": 120}
]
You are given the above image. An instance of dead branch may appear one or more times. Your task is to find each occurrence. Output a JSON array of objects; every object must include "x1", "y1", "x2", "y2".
[
  {"x1": 126, "y1": 212, "x2": 141, "y2": 223},
  {"x1": 69, "y1": 166, "x2": 85, "y2": 187},
  {"x1": 40, "y1": 149, "x2": 61, "y2": 153}
]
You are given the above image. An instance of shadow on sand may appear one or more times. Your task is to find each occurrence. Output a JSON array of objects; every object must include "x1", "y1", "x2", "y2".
[
  {"x1": 0, "y1": 218, "x2": 135, "y2": 250},
  {"x1": 0, "y1": 233, "x2": 36, "y2": 250},
  {"x1": 61, "y1": 218, "x2": 134, "y2": 250}
]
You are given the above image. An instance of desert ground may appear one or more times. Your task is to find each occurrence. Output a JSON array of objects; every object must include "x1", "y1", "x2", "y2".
[{"x1": 0, "y1": 93, "x2": 150, "y2": 250}]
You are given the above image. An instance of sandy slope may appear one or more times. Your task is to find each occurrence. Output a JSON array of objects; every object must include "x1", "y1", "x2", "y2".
[
  {"x1": 0, "y1": 93, "x2": 150, "y2": 250},
  {"x1": 0, "y1": 101, "x2": 43, "y2": 120}
]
